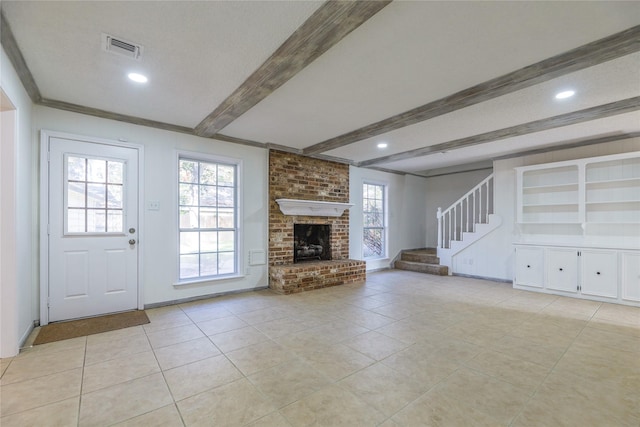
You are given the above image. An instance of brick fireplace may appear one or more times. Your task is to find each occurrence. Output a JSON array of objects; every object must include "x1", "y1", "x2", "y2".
[{"x1": 268, "y1": 150, "x2": 365, "y2": 294}]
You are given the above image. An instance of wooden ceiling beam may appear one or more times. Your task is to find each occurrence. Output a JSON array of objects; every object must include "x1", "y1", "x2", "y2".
[
  {"x1": 39, "y1": 98, "x2": 265, "y2": 148},
  {"x1": 0, "y1": 10, "x2": 41, "y2": 103},
  {"x1": 357, "y1": 97, "x2": 640, "y2": 167},
  {"x1": 194, "y1": 0, "x2": 391, "y2": 138},
  {"x1": 304, "y1": 25, "x2": 640, "y2": 155}
]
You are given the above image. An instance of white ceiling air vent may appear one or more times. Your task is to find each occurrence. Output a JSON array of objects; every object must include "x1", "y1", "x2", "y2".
[{"x1": 102, "y1": 33, "x2": 143, "y2": 60}]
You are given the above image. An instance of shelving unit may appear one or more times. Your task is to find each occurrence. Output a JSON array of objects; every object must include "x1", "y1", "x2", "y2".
[
  {"x1": 515, "y1": 152, "x2": 640, "y2": 238},
  {"x1": 513, "y1": 151, "x2": 640, "y2": 307},
  {"x1": 518, "y1": 164, "x2": 580, "y2": 226},
  {"x1": 585, "y1": 158, "x2": 640, "y2": 226}
]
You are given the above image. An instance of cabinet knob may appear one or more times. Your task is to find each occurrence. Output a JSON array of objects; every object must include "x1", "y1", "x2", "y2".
[
  {"x1": 559, "y1": 268, "x2": 563, "y2": 271},
  {"x1": 527, "y1": 265, "x2": 530, "y2": 268},
  {"x1": 596, "y1": 272, "x2": 601, "y2": 275}
]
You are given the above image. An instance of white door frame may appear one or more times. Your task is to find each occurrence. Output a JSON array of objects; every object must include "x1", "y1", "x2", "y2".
[{"x1": 40, "y1": 130, "x2": 145, "y2": 325}]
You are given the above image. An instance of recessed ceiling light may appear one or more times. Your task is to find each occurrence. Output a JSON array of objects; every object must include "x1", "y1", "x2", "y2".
[
  {"x1": 128, "y1": 72, "x2": 148, "y2": 83},
  {"x1": 555, "y1": 90, "x2": 575, "y2": 99},
  {"x1": 377, "y1": 143, "x2": 388, "y2": 149}
]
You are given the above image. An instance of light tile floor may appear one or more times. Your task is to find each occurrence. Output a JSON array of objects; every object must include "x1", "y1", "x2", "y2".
[{"x1": 1, "y1": 270, "x2": 639, "y2": 426}]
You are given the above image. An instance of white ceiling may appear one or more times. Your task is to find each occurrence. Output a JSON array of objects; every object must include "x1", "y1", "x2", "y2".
[{"x1": 2, "y1": 0, "x2": 639, "y2": 175}]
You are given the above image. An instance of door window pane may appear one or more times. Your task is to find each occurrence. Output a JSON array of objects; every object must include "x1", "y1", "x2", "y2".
[
  {"x1": 68, "y1": 209, "x2": 85, "y2": 232},
  {"x1": 65, "y1": 155, "x2": 124, "y2": 234},
  {"x1": 107, "y1": 185, "x2": 123, "y2": 208},
  {"x1": 87, "y1": 209, "x2": 106, "y2": 233},
  {"x1": 68, "y1": 182, "x2": 86, "y2": 208},
  {"x1": 87, "y1": 159, "x2": 106, "y2": 182}
]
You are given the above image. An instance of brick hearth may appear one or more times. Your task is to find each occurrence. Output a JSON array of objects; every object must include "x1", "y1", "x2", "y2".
[
  {"x1": 268, "y1": 150, "x2": 365, "y2": 293},
  {"x1": 270, "y1": 260, "x2": 366, "y2": 294}
]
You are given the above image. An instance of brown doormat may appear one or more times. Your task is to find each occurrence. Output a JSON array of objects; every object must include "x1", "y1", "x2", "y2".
[{"x1": 33, "y1": 310, "x2": 150, "y2": 345}]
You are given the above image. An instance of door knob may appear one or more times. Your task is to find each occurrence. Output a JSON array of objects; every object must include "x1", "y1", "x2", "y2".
[{"x1": 129, "y1": 239, "x2": 136, "y2": 245}]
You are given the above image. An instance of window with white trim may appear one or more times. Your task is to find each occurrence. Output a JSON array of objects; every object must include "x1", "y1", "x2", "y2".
[
  {"x1": 363, "y1": 182, "x2": 386, "y2": 258},
  {"x1": 178, "y1": 157, "x2": 238, "y2": 280}
]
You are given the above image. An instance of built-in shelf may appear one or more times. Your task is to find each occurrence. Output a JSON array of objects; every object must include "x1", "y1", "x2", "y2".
[
  {"x1": 586, "y1": 200, "x2": 640, "y2": 205},
  {"x1": 586, "y1": 177, "x2": 640, "y2": 186},
  {"x1": 518, "y1": 221, "x2": 582, "y2": 224},
  {"x1": 523, "y1": 183, "x2": 579, "y2": 190},
  {"x1": 523, "y1": 202, "x2": 579, "y2": 208},
  {"x1": 275, "y1": 199, "x2": 354, "y2": 217},
  {"x1": 515, "y1": 150, "x2": 640, "y2": 245}
]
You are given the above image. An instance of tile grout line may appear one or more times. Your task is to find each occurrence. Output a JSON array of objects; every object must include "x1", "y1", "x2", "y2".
[
  {"x1": 76, "y1": 337, "x2": 88, "y2": 427},
  {"x1": 144, "y1": 313, "x2": 188, "y2": 427}
]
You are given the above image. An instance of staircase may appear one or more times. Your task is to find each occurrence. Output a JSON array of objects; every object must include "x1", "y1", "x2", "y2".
[
  {"x1": 436, "y1": 173, "x2": 501, "y2": 274},
  {"x1": 394, "y1": 248, "x2": 448, "y2": 276}
]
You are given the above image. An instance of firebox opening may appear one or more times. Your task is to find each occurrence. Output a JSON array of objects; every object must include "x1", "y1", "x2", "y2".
[{"x1": 294, "y1": 224, "x2": 331, "y2": 263}]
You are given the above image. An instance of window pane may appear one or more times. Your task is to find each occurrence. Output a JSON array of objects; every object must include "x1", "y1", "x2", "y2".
[
  {"x1": 366, "y1": 199, "x2": 378, "y2": 212},
  {"x1": 68, "y1": 182, "x2": 86, "y2": 208},
  {"x1": 200, "y1": 231, "x2": 217, "y2": 252},
  {"x1": 179, "y1": 160, "x2": 198, "y2": 183},
  {"x1": 200, "y1": 185, "x2": 217, "y2": 207},
  {"x1": 107, "y1": 210, "x2": 123, "y2": 232},
  {"x1": 87, "y1": 159, "x2": 106, "y2": 183},
  {"x1": 375, "y1": 186, "x2": 383, "y2": 199},
  {"x1": 363, "y1": 228, "x2": 383, "y2": 258},
  {"x1": 68, "y1": 208, "x2": 85, "y2": 232},
  {"x1": 87, "y1": 209, "x2": 106, "y2": 233},
  {"x1": 367, "y1": 185, "x2": 375, "y2": 199},
  {"x1": 218, "y1": 252, "x2": 235, "y2": 275},
  {"x1": 200, "y1": 163, "x2": 216, "y2": 185},
  {"x1": 218, "y1": 231, "x2": 235, "y2": 251},
  {"x1": 218, "y1": 208, "x2": 234, "y2": 228},
  {"x1": 218, "y1": 165, "x2": 234, "y2": 187},
  {"x1": 218, "y1": 187, "x2": 234, "y2": 207},
  {"x1": 200, "y1": 253, "x2": 218, "y2": 276},
  {"x1": 178, "y1": 158, "x2": 238, "y2": 279},
  {"x1": 87, "y1": 183, "x2": 106, "y2": 208},
  {"x1": 107, "y1": 185, "x2": 123, "y2": 208},
  {"x1": 180, "y1": 231, "x2": 199, "y2": 254},
  {"x1": 199, "y1": 207, "x2": 216, "y2": 228},
  {"x1": 68, "y1": 156, "x2": 86, "y2": 181},
  {"x1": 180, "y1": 254, "x2": 199, "y2": 279},
  {"x1": 179, "y1": 184, "x2": 198, "y2": 205},
  {"x1": 107, "y1": 161, "x2": 123, "y2": 184},
  {"x1": 180, "y1": 207, "x2": 199, "y2": 228},
  {"x1": 364, "y1": 213, "x2": 382, "y2": 227}
]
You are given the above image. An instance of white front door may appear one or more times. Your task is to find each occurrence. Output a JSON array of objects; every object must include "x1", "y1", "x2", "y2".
[{"x1": 46, "y1": 135, "x2": 139, "y2": 322}]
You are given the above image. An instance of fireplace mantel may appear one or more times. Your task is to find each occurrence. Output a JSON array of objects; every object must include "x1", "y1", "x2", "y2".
[{"x1": 276, "y1": 199, "x2": 354, "y2": 217}]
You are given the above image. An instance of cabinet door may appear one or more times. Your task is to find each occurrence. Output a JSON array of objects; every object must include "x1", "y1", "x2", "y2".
[
  {"x1": 621, "y1": 252, "x2": 640, "y2": 302},
  {"x1": 514, "y1": 247, "x2": 544, "y2": 288},
  {"x1": 545, "y1": 248, "x2": 578, "y2": 293},
  {"x1": 581, "y1": 250, "x2": 618, "y2": 299}
]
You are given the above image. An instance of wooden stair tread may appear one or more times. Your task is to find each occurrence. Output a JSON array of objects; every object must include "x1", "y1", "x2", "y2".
[{"x1": 394, "y1": 260, "x2": 448, "y2": 276}]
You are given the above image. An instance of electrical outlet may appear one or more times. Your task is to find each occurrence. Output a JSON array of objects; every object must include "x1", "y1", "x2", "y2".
[{"x1": 147, "y1": 201, "x2": 160, "y2": 211}]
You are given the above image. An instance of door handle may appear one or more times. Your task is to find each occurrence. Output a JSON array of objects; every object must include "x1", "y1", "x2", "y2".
[{"x1": 129, "y1": 239, "x2": 136, "y2": 245}]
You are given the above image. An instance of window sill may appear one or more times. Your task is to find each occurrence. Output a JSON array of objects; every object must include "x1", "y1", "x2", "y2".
[
  {"x1": 174, "y1": 274, "x2": 245, "y2": 287},
  {"x1": 364, "y1": 257, "x2": 389, "y2": 262}
]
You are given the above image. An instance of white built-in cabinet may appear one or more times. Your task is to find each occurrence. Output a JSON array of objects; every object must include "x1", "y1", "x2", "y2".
[
  {"x1": 514, "y1": 246, "x2": 638, "y2": 305},
  {"x1": 514, "y1": 151, "x2": 640, "y2": 306}
]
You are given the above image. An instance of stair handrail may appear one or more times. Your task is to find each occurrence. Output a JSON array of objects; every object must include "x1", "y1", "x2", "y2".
[{"x1": 437, "y1": 173, "x2": 494, "y2": 249}]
